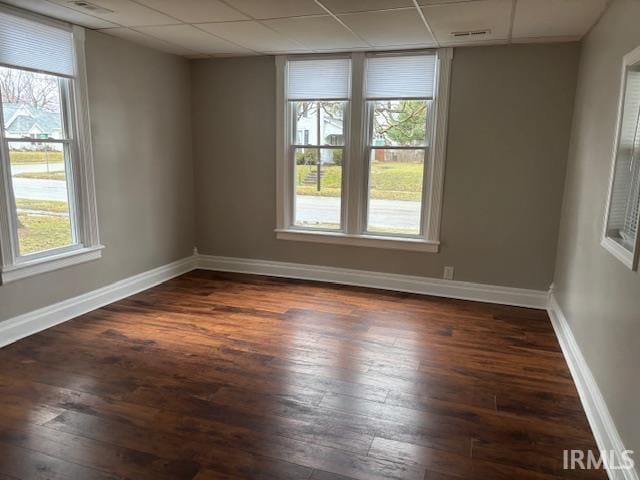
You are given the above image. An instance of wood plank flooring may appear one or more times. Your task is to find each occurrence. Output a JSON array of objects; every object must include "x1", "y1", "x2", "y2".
[{"x1": 0, "y1": 270, "x2": 606, "y2": 480}]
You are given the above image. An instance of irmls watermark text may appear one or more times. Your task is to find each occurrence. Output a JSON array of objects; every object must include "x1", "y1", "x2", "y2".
[{"x1": 563, "y1": 450, "x2": 635, "y2": 470}]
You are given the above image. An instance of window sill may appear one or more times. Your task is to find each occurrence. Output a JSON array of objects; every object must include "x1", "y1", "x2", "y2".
[
  {"x1": 601, "y1": 236, "x2": 635, "y2": 270},
  {"x1": 275, "y1": 229, "x2": 439, "y2": 252},
  {"x1": 1, "y1": 245, "x2": 104, "y2": 284}
]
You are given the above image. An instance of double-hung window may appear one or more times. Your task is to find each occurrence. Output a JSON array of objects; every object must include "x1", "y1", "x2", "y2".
[
  {"x1": 603, "y1": 45, "x2": 640, "y2": 270},
  {"x1": 0, "y1": 6, "x2": 101, "y2": 282},
  {"x1": 364, "y1": 54, "x2": 435, "y2": 236},
  {"x1": 276, "y1": 49, "x2": 452, "y2": 252},
  {"x1": 288, "y1": 58, "x2": 351, "y2": 231}
]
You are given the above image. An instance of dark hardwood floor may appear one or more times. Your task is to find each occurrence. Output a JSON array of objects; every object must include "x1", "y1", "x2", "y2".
[{"x1": 0, "y1": 270, "x2": 606, "y2": 480}]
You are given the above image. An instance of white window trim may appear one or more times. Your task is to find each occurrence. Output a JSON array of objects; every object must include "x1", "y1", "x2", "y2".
[
  {"x1": 0, "y1": 6, "x2": 102, "y2": 284},
  {"x1": 275, "y1": 48, "x2": 452, "y2": 252},
  {"x1": 601, "y1": 44, "x2": 640, "y2": 271}
]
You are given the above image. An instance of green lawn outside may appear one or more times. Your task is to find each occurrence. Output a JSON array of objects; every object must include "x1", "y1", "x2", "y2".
[
  {"x1": 15, "y1": 198, "x2": 72, "y2": 254},
  {"x1": 15, "y1": 198, "x2": 69, "y2": 213},
  {"x1": 17, "y1": 214, "x2": 72, "y2": 255},
  {"x1": 10, "y1": 151, "x2": 64, "y2": 164},
  {"x1": 296, "y1": 162, "x2": 423, "y2": 201}
]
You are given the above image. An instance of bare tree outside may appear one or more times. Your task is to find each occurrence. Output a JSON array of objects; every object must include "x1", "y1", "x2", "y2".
[
  {"x1": 373, "y1": 100, "x2": 427, "y2": 146},
  {"x1": 0, "y1": 66, "x2": 60, "y2": 112}
]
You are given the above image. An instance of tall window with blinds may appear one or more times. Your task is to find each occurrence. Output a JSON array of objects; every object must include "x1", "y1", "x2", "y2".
[
  {"x1": 603, "y1": 46, "x2": 640, "y2": 270},
  {"x1": 0, "y1": 6, "x2": 100, "y2": 282},
  {"x1": 287, "y1": 58, "x2": 351, "y2": 230},
  {"x1": 365, "y1": 53, "x2": 435, "y2": 236},
  {"x1": 277, "y1": 49, "x2": 451, "y2": 251}
]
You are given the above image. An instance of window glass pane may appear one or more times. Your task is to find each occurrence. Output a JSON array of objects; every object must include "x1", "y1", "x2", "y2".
[
  {"x1": 8, "y1": 141, "x2": 74, "y2": 255},
  {"x1": 319, "y1": 101, "x2": 345, "y2": 146},
  {"x1": 294, "y1": 147, "x2": 342, "y2": 230},
  {"x1": 1, "y1": 66, "x2": 65, "y2": 140},
  {"x1": 371, "y1": 100, "x2": 428, "y2": 147},
  {"x1": 293, "y1": 101, "x2": 346, "y2": 146},
  {"x1": 294, "y1": 101, "x2": 317, "y2": 145},
  {"x1": 367, "y1": 148, "x2": 424, "y2": 235}
]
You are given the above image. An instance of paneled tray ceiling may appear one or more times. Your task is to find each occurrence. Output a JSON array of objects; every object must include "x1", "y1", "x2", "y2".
[{"x1": 2, "y1": 0, "x2": 610, "y2": 58}]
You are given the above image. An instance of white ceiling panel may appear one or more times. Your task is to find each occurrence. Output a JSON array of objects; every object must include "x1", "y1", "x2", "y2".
[
  {"x1": 135, "y1": 24, "x2": 252, "y2": 55},
  {"x1": 1, "y1": 0, "x2": 117, "y2": 28},
  {"x1": 513, "y1": 0, "x2": 609, "y2": 39},
  {"x1": 198, "y1": 21, "x2": 309, "y2": 53},
  {"x1": 264, "y1": 15, "x2": 368, "y2": 50},
  {"x1": 5, "y1": 0, "x2": 613, "y2": 57},
  {"x1": 99, "y1": 27, "x2": 198, "y2": 55},
  {"x1": 318, "y1": 0, "x2": 414, "y2": 14},
  {"x1": 49, "y1": 0, "x2": 176, "y2": 26},
  {"x1": 135, "y1": 0, "x2": 249, "y2": 23},
  {"x1": 422, "y1": 0, "x2": 512, "y2": 45},
  {"x1": 223, "y1": 0, "x2": 325, "y2": 20},
  {"x1": 339, "y1": 8, "x2": 435, "y2": 47}
]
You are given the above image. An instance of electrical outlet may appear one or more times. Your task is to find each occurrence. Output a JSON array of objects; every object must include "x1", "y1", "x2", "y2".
[{"x1": 443, "y1": 266, "x2": 454, "y2": 280}]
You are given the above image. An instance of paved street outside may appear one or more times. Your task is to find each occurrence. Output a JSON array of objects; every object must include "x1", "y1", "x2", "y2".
[
  {"x1": 11, "y1": 164, "x2": 420, "y2": 231},
  {"x1": 295, "y1": 195, "x2": 420, "y2": 231},
  {"x1": 11, "y1": 163, "x2": 68, "y2": 203},
  {"x1": 13, "y1": 177, "x2": 68, "y2": 202},
  {"x1": 11, "y1": 163, "x2": 64, "y2": 175}
]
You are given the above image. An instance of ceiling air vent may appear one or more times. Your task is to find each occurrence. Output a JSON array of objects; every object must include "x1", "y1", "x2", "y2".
[
  {"x1": 67, "y1": 1, "x2": 114, "y2": 14},
  {"x1": 450, "y1": 29, "x2": 491, "y2": 38}
]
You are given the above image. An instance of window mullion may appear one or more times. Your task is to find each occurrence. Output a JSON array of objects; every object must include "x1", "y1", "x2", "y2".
[
  {"x1": 0, "y1": 138, "x2": 20, "y2": 266},
  {"x1": 59, "y1": 77, "x2": 81, "y2": 246},
  {"x1": 276, "y1": 54, "x2": 289, "y2": 230},
  {"x1": 345, "y1": 52, "x2": 366, "y2": 235},
  {"x1": 424, "y1": 48, "x2": 453, "y2": 243},
  {"x1": 0, "y1": 87, "x2": 20, "y2": 266},
  {"x1": 71, "y1": 26, "x2": 101, "y2": 249}
]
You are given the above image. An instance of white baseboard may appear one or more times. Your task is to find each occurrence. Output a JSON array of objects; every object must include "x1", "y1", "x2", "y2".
[
  {"x1": 196, "y1": 254, "x2": 549, "y2": 309},
  {"x1": 0, "y1": 255, "x2": 196, "y2": 348},
  {"x1": 548, "y1": 294, "x2": 638, "y2": 480}
]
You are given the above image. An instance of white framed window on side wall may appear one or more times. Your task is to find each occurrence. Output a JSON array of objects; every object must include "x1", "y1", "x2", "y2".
[
  {"x1": 0, "y1": 5, "x2": 101, "y2": 283},
  {"x1": 275, "y1": 48, "x2": 452, "y2": 252},
  {"x1": 602, "y1": 44, "x2": 640, "y2": 270}
]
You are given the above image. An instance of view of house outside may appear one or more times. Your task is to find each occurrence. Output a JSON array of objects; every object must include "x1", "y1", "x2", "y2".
[
  {"x1": 1, "y1": 66, "x2": 74, "y2": 255},
  {"x1": 293, "y1": 99, "x2": 429, "y2": 234}
]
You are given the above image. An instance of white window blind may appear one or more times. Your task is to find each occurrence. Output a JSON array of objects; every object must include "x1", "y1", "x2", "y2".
[
  {"x1": 0, "y1": 9, "x2": 74, "y2": 77},
  {"x1": 287, "y1": 58, "x2": 351, "y2": 100},
  {"x1": 609, "y1": 68, "x2": 640, "y2": 249},
  {"x1": 366, "y1": 53, "x2": 436, "y2": 99}
]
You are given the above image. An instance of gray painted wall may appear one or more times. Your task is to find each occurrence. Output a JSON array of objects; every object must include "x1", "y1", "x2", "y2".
[
  {"x1": 0, "y1": 30, "x2": 195, "y2": 322},
  {"x1": 192, "y1": 43, "x2": 579, "y2": 290},
  {"x1": 553, "y1": 0, "x2": 640, "y2": 455}
]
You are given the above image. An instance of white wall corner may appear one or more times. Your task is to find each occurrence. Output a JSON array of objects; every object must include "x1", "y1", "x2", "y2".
[{"x1": 547, "y1": 294, "x2": 639, "y2": 480}]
